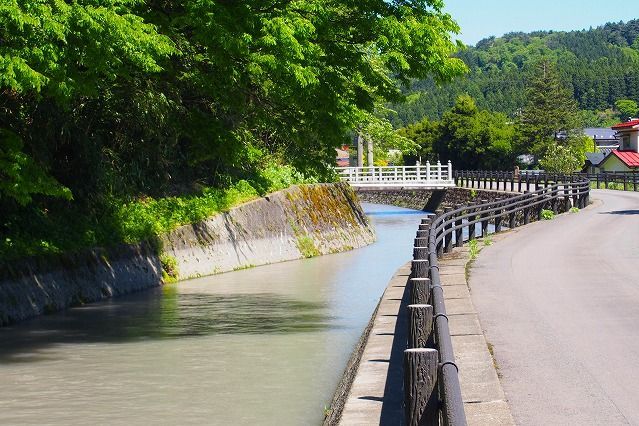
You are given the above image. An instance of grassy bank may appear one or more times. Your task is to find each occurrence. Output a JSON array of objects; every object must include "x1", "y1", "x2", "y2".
[{"x1": 1, "y1": 165, "x2": 317, "y2": 261}]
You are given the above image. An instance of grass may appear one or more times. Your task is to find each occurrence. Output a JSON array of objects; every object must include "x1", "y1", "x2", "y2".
[
  {"x1": 160, "y1": 254, "x2": 179, "y2": 283},
  {"x1": 569, "y1": 207, "x2": 580, "y2": 213},
  {"x1": 1, "y1": 164, "x2": 314, "y2": 261},
  {"x1": 590, "y1": 181, "x2": 637, "y2": 191},
  {"x1": 468, "y1": 239, "x2": 480, "y2": 260},
  {"x1": 541, "y1": 209, "x2": 555, "y2": 220},
  {"x1": 296, "y1": 235, "x2": 320, "y2": 258}
]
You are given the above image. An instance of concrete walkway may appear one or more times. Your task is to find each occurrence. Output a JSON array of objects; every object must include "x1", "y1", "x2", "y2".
[
  {"x1": 338, "y1": 250, "x2": 514, "y2": 424},
  {"x1": 469, "y1": 189, "x2": 639, "y2": 425}
]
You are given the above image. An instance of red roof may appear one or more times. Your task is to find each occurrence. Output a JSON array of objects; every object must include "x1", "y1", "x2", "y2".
[
  {"x1": 610, "y1": 150, "x2": 639, "y2": 167},
  {"x1": 612, "y1": 119, "x2": 639, "y2": 130}
]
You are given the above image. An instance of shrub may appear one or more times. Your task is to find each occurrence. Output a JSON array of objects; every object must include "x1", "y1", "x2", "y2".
[{"x1": 541, "y1": 209, "x2": 555, "y2": 220}]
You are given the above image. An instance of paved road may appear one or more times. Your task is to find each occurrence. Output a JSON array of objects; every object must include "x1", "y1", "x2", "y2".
[{"x1": 470, "y1": 189, "x2": 639, "y2": 425}]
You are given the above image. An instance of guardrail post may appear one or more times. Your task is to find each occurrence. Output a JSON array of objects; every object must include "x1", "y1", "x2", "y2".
[
  {"x1": 624, "y1": 174, "x2": 628, "y2": 191},
  {"x1": 495, "y1": 201, "x2": 503, "y2": 233},
  {"x1": 526, "y1": 174, "x2": 531, "y2": 192},
  {"x1": 454, "y1": 215, "x2": 463, "y2": 248},
  {"x1": 411, "y1": 259, "x2": 429, "y2": 279},
  {"x1": 523, "y1": 191, "x2": 531, "y2": 224},
  {"x1": 408, "y1": 304, "x2": 434, "y2": 349},
  {"x1": 410, "y1": 278, "x2": 430, "y2": 305},
  {"x1": 414, "y1": 245, "x2": 428, "y2": 260},
  {"x1": 508, "y1": 204, "x2": 516, "y2": 228},
  {"x1": 536, "y1": 191, "x2": 544, "y2": 221},
  {"x1": 444, "y1": 207, "x2": 453, "y2": 253},
  {"x1": 571, "y1": 178, "x2": 578, "y2": 207},
  {"x1": 551, "y1": 186, "x2": 559, "y2": 214},
  {"x1": 468, "y1": 203, "x2": 477, "y2": 241},
  {"x1": 480, "y1": 199, "x2": 489, "y2": 237},
  {"x1": 404, "y1": 348, "x2": 439, "y2": 426}
]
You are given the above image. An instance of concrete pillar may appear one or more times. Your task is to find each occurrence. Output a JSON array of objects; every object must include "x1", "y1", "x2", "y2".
[
  {"x1": 357, "y1": 133, "x2": 364, "y2": 168},
  {"x1": 367, "y1": 136, "x2": 374, "y2": 167}
]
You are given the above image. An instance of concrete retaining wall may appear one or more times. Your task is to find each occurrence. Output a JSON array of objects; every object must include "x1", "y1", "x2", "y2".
[{"x1": 0, "y1": 183, "x2": 375, "y2": 326}]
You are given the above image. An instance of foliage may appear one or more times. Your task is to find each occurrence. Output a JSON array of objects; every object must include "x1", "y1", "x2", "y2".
[
  {"x1": 389, "y1": 19, "x2": 639, "y2": 126},
  {"x1": 396, "y1": 116, "x2": 440, "y2": 162},
  {"x1": 296, "y1": 235, "x2": 320, "y2": 258},
  {"x1": 517, "y1": 59, "x2": 581, "y2": 158},
  {"x1": 160, "y1": 254, "x2": 179, "y2": 283},
  {"x1": 569, "y1": 207, "x2": 580, "y2": 213},
  {"x1": 0, "y1": 163, "x2": 310, "y2": 260},
  {"x1": 539, "y1": 144, "x2": 585, "y2": 174},
  {"x1": 615, "y1": 99, "x2": 639, "y2": 121},
  {"x1": 1, "y1": 0, "x2": 467, "y2": 260},
  {"x1": 483, "y1": 235, "x2": 492, "y2": 246},
  {"x1": 399, "y1": 95, "x2": 516, "y2": 169},
  {"x1": 0, "y1": 130, "x2": 72, "y2": 205},
  {"x1": 541, "y1": 209, "x2": 555, "y2": 220},
  {"x1": 468, "y1": 239, "x2": 479, "y2": 260}
]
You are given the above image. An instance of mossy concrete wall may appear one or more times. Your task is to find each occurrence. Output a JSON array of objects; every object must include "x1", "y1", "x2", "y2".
[
  {"x1": 0, "y1": 183, "x2": 374, "y2": 326},
  {"x1": 161, "y1": 183, "x2": 375, "y2": 279}
]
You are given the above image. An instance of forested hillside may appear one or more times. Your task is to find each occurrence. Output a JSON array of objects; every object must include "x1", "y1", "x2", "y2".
[{"x1": 391, "y1": 20, "x2": 639, "y2": 126}]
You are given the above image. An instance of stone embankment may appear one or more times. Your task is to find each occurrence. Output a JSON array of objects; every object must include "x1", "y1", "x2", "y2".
[
  {"x1": 0, "y1": 183, "x2": 374, "y2": 326},
  {"x1": 356, "y1": 187, "x2": 511, "y2": 212}
]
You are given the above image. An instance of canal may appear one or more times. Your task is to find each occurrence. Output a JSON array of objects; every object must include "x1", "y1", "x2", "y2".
[{"x1": 0, "y1": 203, "x2": 424, "y2": 425}]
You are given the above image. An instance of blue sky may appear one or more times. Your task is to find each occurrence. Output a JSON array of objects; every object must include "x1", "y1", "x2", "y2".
[{"x1": 444, "y1": 0, "x2": 635, "y2": 46}]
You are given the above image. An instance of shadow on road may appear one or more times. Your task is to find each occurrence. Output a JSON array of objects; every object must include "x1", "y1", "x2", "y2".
[{"x1": 599, "y1": 209, "x2": 639, "y2": 215}]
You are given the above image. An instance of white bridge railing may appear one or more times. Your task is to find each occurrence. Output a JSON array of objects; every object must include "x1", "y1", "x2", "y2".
[{"x1": 336, "y1": 161, "x2": 455, "y2": 188}]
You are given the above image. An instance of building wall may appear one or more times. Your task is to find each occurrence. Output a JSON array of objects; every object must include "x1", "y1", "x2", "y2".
[{"x1": 600, "y1": 155, "x2": 631, "y2": 172}]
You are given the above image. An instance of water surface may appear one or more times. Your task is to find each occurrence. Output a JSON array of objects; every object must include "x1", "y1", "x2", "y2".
[{"x1": 0, "y1": 203, "x2": 424, "y2": 425}]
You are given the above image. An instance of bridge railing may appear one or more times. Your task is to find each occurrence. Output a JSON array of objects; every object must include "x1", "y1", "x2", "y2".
[
  {"x1": 336, "y1": 161, "x2": 454, "y2": 187},
  {"x1": 403, "y1": 176, "x2": 590, "y2": 426}
]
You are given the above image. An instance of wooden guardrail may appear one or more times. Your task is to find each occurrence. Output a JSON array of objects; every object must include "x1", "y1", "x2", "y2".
[
  {"x1": 402, "y1": 176, "x2": 590, "y2": 426},
  {"x1": 454, "y1": 170, "x2": 639, "y2": 192}
]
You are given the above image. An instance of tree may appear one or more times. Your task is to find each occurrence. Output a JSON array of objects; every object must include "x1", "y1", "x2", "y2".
[
  {"x1": 615, "y1": 99, "x2": 639, "y2": 121},
  {"x1": 432, "y1": 95, "x2": 516, "y2": 169},
  {"x1": 518, "y1": 59, "x2": 581, "y2": 157},
  {"x1": 539, "y1": 144, "x2": 584, "y2": 173},
  {"x1": 396, "y1": 116, "x2": 440, "y2": 162}
]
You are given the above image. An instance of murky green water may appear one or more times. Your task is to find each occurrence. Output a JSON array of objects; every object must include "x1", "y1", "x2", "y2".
[{"x1": 0, "y1": 203, "x2": 423, "y2": 425}]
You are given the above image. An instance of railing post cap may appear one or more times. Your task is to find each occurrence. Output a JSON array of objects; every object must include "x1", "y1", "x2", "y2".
[{"x1": 404, "y1": 348, "x2": 438, "y2": 354}]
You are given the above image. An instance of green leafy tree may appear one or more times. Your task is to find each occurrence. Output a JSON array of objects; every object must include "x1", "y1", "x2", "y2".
[
  {"x1": 539, "y1": 144, "x2": 584, "y2": 173},
  {"x1": 518, "y1": 59, "x2": 581, "y2": 157},
  {"x1": 396, "y1": 116, "x2": 440, "y2": 162},
  {"x1": 615, "y1": 99, "x2": 639, "y2": 121},
  {"x1": 433, "y1": 95, "x2": 516, "y2": 169},
  {"x1": 1, "y1": 0, "x2": 469, "y2": 259}
]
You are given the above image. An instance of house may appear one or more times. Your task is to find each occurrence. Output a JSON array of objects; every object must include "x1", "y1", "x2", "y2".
[
  {"x1": 584, "y1": 127, "x2": 619, "y2": 151},
  {"x1": 597, "y1": 119, "x2": 639, "y2": 172},
  {"x1": 336, "y1": 146, "x2": 349, "y2": 167},
  {"x1": 582, "y1": 152, "x2": 605, "y2": 173}
]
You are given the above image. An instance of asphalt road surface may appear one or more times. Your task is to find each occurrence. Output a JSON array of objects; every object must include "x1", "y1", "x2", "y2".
[{"x1": 470, "y1": 189, "x2": 639, "y2": 425}]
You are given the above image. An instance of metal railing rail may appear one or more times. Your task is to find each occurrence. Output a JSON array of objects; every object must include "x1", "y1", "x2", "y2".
[
  {"x1": 336, "y1": 162, "x2": 455, "y2": 188},
  {"x1": 403, "y1": 174, "x2": 590, "y2": 426}
]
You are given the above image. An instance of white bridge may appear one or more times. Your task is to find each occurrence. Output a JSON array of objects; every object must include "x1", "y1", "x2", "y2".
[{"x1": 336, "y1": 161, "x2": 455, "y2": 188}]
